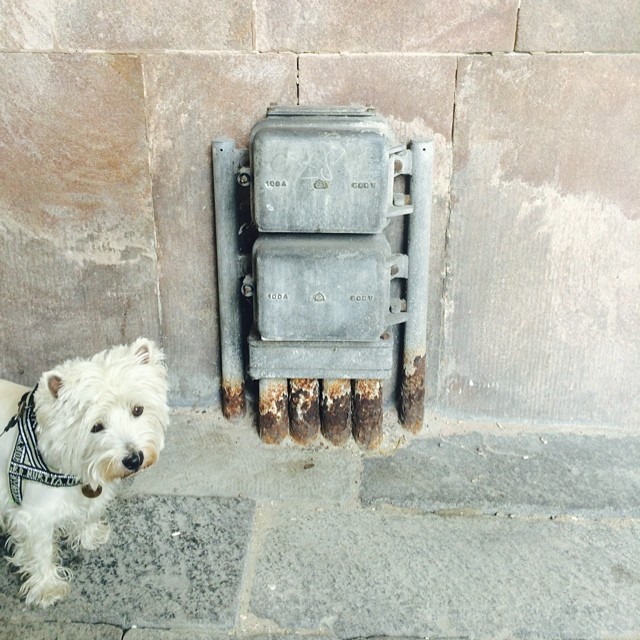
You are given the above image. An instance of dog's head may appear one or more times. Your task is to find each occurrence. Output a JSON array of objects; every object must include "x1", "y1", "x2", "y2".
[{"x1": 34, "y1": 338, "x2": 169, "y2": 489}]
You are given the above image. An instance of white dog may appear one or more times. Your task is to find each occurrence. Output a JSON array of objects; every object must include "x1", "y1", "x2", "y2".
[{"x1": 0, "y1": 338, "x2": 169, "y2": 607}]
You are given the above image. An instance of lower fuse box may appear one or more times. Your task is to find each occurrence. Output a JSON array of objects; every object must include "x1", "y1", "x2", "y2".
[{"x1": 253, "y1": 234, "x2": 393, "y2": 342}]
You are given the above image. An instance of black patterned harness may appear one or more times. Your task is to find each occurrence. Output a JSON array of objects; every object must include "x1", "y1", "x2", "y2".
[{"x1": 3, "y1": 386, "x2": 81, "y2": 505}]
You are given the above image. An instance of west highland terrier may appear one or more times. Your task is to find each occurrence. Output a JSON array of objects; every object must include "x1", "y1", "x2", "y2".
[{"x1": 0, "y1": 338, "x2": 169, "y2": 607}]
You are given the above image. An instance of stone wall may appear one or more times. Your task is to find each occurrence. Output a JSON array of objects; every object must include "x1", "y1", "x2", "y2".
[{"x1": 1, "y1": 1, "x2": 638, "y2": 428}]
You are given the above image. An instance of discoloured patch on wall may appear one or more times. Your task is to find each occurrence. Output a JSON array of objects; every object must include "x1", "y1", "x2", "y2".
[
  {"x1": 443, "y1": 55, "x2": 640, "y2": 426},
  {"x1": 0, "y1": 53, "x2": 159, "y2": 381}
]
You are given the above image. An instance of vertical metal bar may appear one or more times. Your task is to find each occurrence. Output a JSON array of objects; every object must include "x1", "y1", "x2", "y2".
[
  {"x1": 212, "y1": 139, "x2": 246, "y2": 419},
  {"x1": 258, "y1": 378, "x2": 289, "y2": 444},
  {"x1": 288, "y1": 378, "x2": 321, "y2": 444},
  {"x1": 352, "y1": 379, "x2": 383, "y2": 449},
  {"x1": 400, "y1": 139, "x2": 434, "y2": 433},
  {"x1": 320, "y1": 379, "x2": 352, "y2": 445}
]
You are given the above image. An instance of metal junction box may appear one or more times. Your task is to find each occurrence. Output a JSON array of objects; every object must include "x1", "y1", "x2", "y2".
[
  {"x1": 250, "y1": 106, "x2": 396, "y2": 234},
  {"x1": 213, "y1": 105, "x2": 434, "y2": 446},
  {"x1": 253, "y1": 234, "x2": 395, "y2": 342}
]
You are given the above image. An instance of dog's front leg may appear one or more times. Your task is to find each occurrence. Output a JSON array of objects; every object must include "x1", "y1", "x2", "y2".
[
  {"x1": 7, "y1": 514, "x2": 70, "y2": 607},
  {"x1": 68, "y1": 517, "x2": 111, "y2": 551}
]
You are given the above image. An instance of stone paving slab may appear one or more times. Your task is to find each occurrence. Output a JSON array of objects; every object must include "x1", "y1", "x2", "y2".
[
  {"x1": 250, "y1": 506, "x2": 640, "y2": 639},
  {"x1": 0, "y1": 622, "x2": 122, "y2": 640},
  {"x1": 124, "y1": 630, "x2": 228, "y2": 639},
  {"x1": 126, "y1": 410, "x2": 361, "y2": 505},
  {"x1": 0, "y1": 495, "x2": 254, "y2": 630},
  {"x1": 361, "y1": 433, "x2": 640, "y2": 517},
  {"x1": 126, "y1": 632, "x2": 332, "y2": 640}
]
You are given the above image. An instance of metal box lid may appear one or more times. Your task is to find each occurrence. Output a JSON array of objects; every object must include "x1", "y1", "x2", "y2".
[
  {"x1": 250, "y1": 106, "x2": 396, "y2": 234},
  {"x1": 253, "y1": 234, "x2": 392, "y2": 342}
]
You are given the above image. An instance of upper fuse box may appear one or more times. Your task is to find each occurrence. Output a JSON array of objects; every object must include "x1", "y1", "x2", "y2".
[{"x1": 250, "y1": 106, "x2": 397, "y2": 234}]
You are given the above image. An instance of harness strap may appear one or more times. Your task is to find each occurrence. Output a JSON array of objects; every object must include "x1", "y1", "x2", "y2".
[{"x1": 5, "y1": 386, "x2": 81, "y2": 505}]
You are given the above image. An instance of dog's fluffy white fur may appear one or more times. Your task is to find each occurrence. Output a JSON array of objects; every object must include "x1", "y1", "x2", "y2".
[{"x1": 0, "y1": 338, "x2": 169, "y2": 607}]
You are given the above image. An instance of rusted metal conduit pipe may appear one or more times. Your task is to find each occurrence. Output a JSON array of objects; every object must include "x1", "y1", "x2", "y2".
[
  {"x1": 289, "y1": 378, "x2": 321, "y2": 444},
  {"x1": 400, "y1": 140, "x2": 434, "y2": 433},
  {"x1": 353, "y1": 379, "x2": 384, "y2": 449},
  {"x1": 213, "y1": 139, "x2": 246, "y2": 419},
  {"x1": 320, "y1": 379, "x2": 352, "y2": 446},
  {"x1": 258, "y1": 379, "x2": 289, "y2": 444},
  {"x1": 260, "y1": 377, "x2": 380, "y2": 449}
]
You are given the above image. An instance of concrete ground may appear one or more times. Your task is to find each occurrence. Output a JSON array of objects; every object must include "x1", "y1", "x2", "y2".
[{"x1": 0, "y1": 408, "x2": 639, "y2": 640}]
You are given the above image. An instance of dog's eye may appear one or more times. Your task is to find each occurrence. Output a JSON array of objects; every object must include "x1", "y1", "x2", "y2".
[
  {"x1": 91, "y1": 422, "x2": 105, "y2": 434},
  {"x1": 132, "y1": 405, "x2": 144, "y2": 417}
]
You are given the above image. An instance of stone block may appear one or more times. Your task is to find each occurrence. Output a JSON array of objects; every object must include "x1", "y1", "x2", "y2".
[
  {"x1": 299, "y1": 54, "x2": 457, "y2": 403},
  {"x1": 257, "y1": 0, "x2": 519, "y2": 53},
  {"x1": 444, "y1": 55, "x2": 640, "y2": 426},
  {"x1": 142, "y1": 53, "x2": 297, "y2": 404},
  {"x1": 0, "y1": 0, "x2": 54, "y2": 49},
  {"x1": 126, "y1": 633, "x2": 331, "y2": 640},
  {"x1": 517, "y1": 0, "x2": 640, "y2": 52},
  {"x1": 126, "y1": 409, "x2": 361, "y2": 504},
  {"x1": 362, "y1": 433, "x2": 640, "y2": 517},
  {"x1": 0, "y1": 496, "x2": 255, "y2": 629},
  {"x1": 124, "y1": 631, "x2": 225, "y2": 640},
  {"x1": 0, "y1": 622, "x2": 121, "y2": 640},
  {"x1": 55, "y1": 0, "x2": 253, "y2": 51},
  {"x1": 250, "y1": 506, "x2": 640, "y2": 638},
  {"x1": 0, "y1": 53, "x2": 160, "y2": 385}
]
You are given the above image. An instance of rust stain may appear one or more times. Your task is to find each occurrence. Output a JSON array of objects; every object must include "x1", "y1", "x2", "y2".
[
  {"x1": 258, "y1": 380, "x2": 289, "y2": 444},
  {"x1": 222, "y1": 381, "x2": 246, "y2": 420},
  {"x1": 320, "y1": 379, "x2": 352, "y2": 446},
  {"x1": 352, "y1": 379, "x2": 383, "y2": 450},
  {"x1": 106, "y1": 55, "x2": 144, "y2": 97},
  {"x1": 400, "y1": 354, "x2": 426, "y2": 433},
  {"x1": 288, "y1": 378, "x2": 320, "y2": 445}
]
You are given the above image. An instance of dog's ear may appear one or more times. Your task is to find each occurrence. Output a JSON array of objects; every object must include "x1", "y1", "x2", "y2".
[
  {"x1": 133, "y1": 338, "x2": 163, "y2": 366},
  {"x1": 47, "y1": 374, "x2": 63, "y2": 398}
]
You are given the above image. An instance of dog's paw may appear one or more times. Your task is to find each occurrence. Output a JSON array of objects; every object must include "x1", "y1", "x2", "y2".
[
  {"x1": 71, "y1": 520, "x2": 111, "y2": 550},
  {"x1": 21, "y1": 574, "x2": 70, "y2": 608}
]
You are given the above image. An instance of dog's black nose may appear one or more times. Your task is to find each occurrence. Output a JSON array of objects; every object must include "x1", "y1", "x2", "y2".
[{"x1": 122, "y1": 451, "x2": 144, "y2": 472}]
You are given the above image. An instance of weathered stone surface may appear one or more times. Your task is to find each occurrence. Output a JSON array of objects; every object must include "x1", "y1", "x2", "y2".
[
  {"x1": 0, "y1": 496, "x2": 255, "y2": 629},
  {"x1": 444, "y1": 55, "x2": 640, "y2": 427},
  {"x1": 124, "y1": 631, "x2": 227, "y2": 640},
  {"x1": 299, "y1": 54, "x2": 457, "y2": 404},
  {"x1": 362, "y1": 433, "x2": 640, "y2": 517},
  {"x1": 517, "y1": 0, "x2": 640, "y2": 52},
  {"x1": 125, "y1": 409, "x2": 361, "y2": 504},
  {"x1": 143, "y1": 53, "x2": 297, "y2": 404},
  {"x1": 0, "y1": 622, "x2": 122, "y2": 639},
  {"x1": 0, "y1": 0, "x2": 53, "y2": 49},
  {"x1": 257, "y1": 0, "x2": 518, "y2": 52},
  {"x1": 299, "y1": 55, "x2": 456, "y2": 140},
  {"x1": 251, "y1": 506, "x2": 640, "y2": 638},
  {"x1": 126, "y1": 633, "x2": 332, "y2": 640},
  {"x1": 55, "y1": 0, "x2": 252, "y2": 51},
  {"x1": 0, "y1": 53, "x2": 160, "y2": 385}
]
